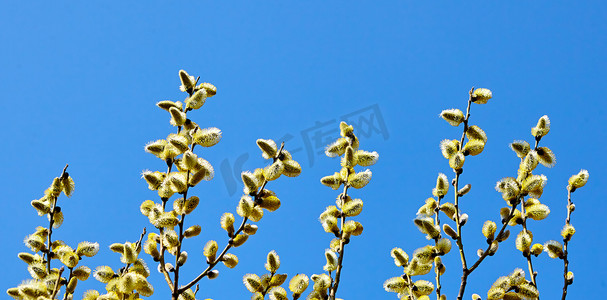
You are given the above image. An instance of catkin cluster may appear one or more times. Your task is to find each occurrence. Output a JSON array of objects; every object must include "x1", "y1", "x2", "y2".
[
  {"x1": 384, "y1": 88, "x2": 589, "y2": 300},
  {"x1": 243, "y1": 250, "x2": 310, "y2": 300},
  {"x1": 86, "y1": 230, "x2": 154, "y2": 300},
  {"x1": 243, "y1": 121, "x2": 378, "y2": 300},
  {"x1": 8, "y1": 167, "x2": 100, "y2": 300},
  {"x1": 140, "y1": 70, "x2": 301, "y2": 299},
  {"x1": 8, "y1": 75, "x2": 590, "y2": 300}
]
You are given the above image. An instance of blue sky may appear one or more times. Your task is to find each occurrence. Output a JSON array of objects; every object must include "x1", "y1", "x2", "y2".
[{"x1": 1, "y1": 1, "x2": 605, "y2": 299}]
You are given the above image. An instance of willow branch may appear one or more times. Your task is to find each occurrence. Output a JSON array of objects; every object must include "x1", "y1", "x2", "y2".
[
  {"x1": 561, "y1": 188, "x2": 574, "y2": 300},
  {"x1": 45, "y1": 165, "x2": 69, "y2": 273},
  {"x1": 180, "y1": 143, "x2": 285, "y2": 293},
  {"x1": 50, "y1": 266, "x2": 65, "y2": 299},
  {"x1": 434, "y1": 195, "x2": 444, "y2": 300},
  {"x1": 329, "y1": 184, "x2": 350, "y2": 300},
  {"x1": 467, "y1": 203, "x2": 518, "y2": 273},
  {"x1": 455, "y1": 89, "x2": 474, "y2": 300}
]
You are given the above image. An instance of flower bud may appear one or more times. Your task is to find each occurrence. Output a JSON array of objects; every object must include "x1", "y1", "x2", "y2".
[
  {"x1": 482, "y1": 220, "x2": 497, "y2": 241},
  {"x1": 449, "y1": 152, "x2": 465, "y2": 170},
  {"x1": 232, "y1": 234, "x2": 248, "y2": 247},
  {"x1": 390, "y1": 247, "x2": 409, "y2": 267},
  {"x1": 466, "y1": 125, "x2": 487, "y2": 143},
  {"x1": 222, "y1": 253, "x2": 239, "y2": 268},
  {"x1": 471, "y1": 88, "x2": 492, "y2": 104},
  {"x1": 433, "y1": 173, "x2": 449, "y2": 197},
  {"x1": 348, "y1": 169, "x2": 372, "y2": 189},
  {"x1": 463, "y1": 139, "x2": 485, "y2": 156},
  {"x1": 510, "y1": 140, "x2": 530, "y2": 158},
  {"x1": 457, "y1": 184, "x2": 471, "y2": 196},
  {"x1": 192, "y1": 127, "x2": 222, "y2": 147},
  {"x1": 531, "y1": 115, "x2": 550, "y2": 138},
  {"x1": 568, "y1": 169, "x2": 589, "y2": 189},
  {"x1": 257, "y1": 139, "x2": 278, "y2": 159},
  {"x1": 243, "y1": 274, "x2": 263, "y2": 293},
  {"x1": 440, "y1": 139, "x2": 460, "y2": 159},
  {"x1": 440, "y1": 109, "x2": 465, "y2": 126},
  {"x1": 185, "y1": 89, "x2": 206, "y2": 110},
  {"x1": 179, "y1": 70, "x2": 196, "y2": 92},
  {"x1": 325, "y1": 138, "x2": 349, "y2": 157},
  {"x1": 184, "y1": 225, "x2": 202, "y2": 238},
  {"x1": 203, "y1": 240, "x2": 218, "y2": 261},
  {"x1": 169, "y1": 107, "x2": 186, "y2": 126}
]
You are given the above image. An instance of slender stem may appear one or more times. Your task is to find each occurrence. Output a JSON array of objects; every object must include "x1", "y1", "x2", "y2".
[
  {"x1": 434, "y1": 195, "x2": 443, "y2": 300},
  {"x1": 45, "y1": 165, "x2": 69, "y2": 274},
  {"x1": 262, "y1": 272, "x2": 277, "y2": 296},
  {"x1": 561, "y1": 188, "x2": 574, "y2": 300},
  {"x1": 329, "y1": 184, "x2": 350, "y2": 300},
  {"x1": 467, "y1": 203, "x2": 518, "y2": 273},
  {"x1": 404, "y1": 274, "x2": 415, "y2": 300},
  {"x1": 180, "y1": 215, "x2": 249, "y2": 293},
  {"x1": 455, "y1": 89, "x2": 474, "y2": 300},
  {"x1": 172, "y1": 169, "x2": 191, "y2": 300},
  {"x1": 157, "y1": 227, "x2": 175, "y2": 291},
  {"x1": 61, "y1": 267, "x2": 73, "y2": 300},
  {"x1": 50, "y1": 266, "x2": 65, "y2": 299},
  {"x1": 120, "y1": 228, "x2": 147, "y2": 276},
  {"x1": 520, "y1": 197, "x2": 539, "y2": 294}
]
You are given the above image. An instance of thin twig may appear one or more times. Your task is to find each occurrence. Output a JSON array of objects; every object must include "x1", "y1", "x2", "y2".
[
  {"x1": 434, "y1": 195, "x2": 444, "y2": 300},
  {"x1": 179, "y1": 143, "x2": 286, "y2": 293},
  {"x1": 328, "y1": 184, "x2": 350, "y2": 300},
  {"x1": 45, "y1": 165, "x2": 69, "y2": 273},
  {"x1": 50, "y1": 266, "x2": 65, "y2": 299},
  {"x1": 561, "y1": 188, "x2": 574, "y2": 300},
  {"x1": 455, "y1": 89, "x2": 474, "y2": 300}
]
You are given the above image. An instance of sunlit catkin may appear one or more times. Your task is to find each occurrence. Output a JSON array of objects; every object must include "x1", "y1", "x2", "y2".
[
  {"x1": 433, "y1": 173, "x2": 449, "y2": 197},
  {"x1": 383, "y1": 277, "x2": 408, "y2": 293},
  {"x1": 222, "y1": 253, "x2": 239, "y2": 268},
  {"x1": 482, "y1": 220, "x2": 497, "y2": 241},
  {"x1": 193, "y1": 127, "x2": 222, "y2": 147},
  {"x1": 536, "y1": 146, "x2": 556, "y2": 167},
  {"x1": 203, "y1": 240, "x2": 218, "y2": 262},
  {"x1": 185, "y1": 88, "x2": 206, "y2": 110},
  {"x1": 440, "y1": 139, "x2": 460, "y2": 159},
  {"x1": 220, "y1": 213, "x2": 235, "y2": 236},
  {"x1": 256, "y1": 138, "x2": 278, "y2": 159},
  {"x1": 561, "y1": 224, "x2": 576, "y2": 241},
  {"x1": 289, "y1": 274, "x2": 309, "y2": 297},
  {"x1": 265, "y1": 250, "x2": 281, "y2": 273},
  {"x1": 568, "y1": 169, "x2": 589, "y2": 189},
  {"x1": 93, "y1": 266, "x2": 115, "y2": 283},
  {"x1": 391, "y1": 247, "x2": 409, "y2": 267},
  {"x1": 243, "y1": 274, "x2": 263, "y2": 293},
  {"x1": 510, "y1": 140, "x2": 531, "y2": 158},
  {"x1": 449, "y1": 152, "x2": 465, "y2": 170},
  {"x1": 348, "y1": 169, "x2": 372, "y2": 189},
  {"x1": 544, "y1": 240, "x2": 564, "y2": 258},
  {"x1": 531, "y1": 115, "x2": 550, "y2": 138},
  {"x1": 440, "y1": 109, "x2": 465, "y2": 126},
  {"x1": 232, "y1": 233, "x2": 249, "y2": 247},
  {"x1": 471, "y1": 88, "x2": 492, "y2": 104}
]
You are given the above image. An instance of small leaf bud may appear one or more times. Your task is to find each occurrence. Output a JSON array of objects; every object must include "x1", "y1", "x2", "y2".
[
  {"x1": 208, "y1": 269, "x2": 219, "y2": 279},
  {"x1": 457, "y1": 184, "x2": 472, "y2": 196}
]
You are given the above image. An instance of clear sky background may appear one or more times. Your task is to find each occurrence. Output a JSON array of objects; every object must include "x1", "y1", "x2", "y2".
[{"x1": 1, "y1": 1, "x2": 605, "y2": 299}]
